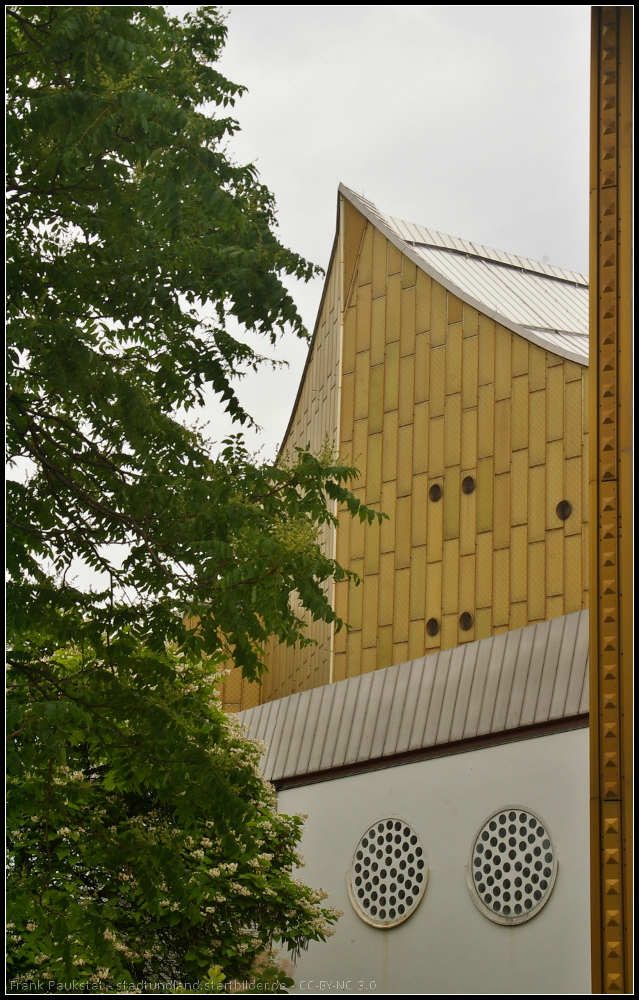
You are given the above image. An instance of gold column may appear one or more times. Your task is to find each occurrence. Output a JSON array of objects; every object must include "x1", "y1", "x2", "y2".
[{"x1": 589, "y1": 6, "x2": 633, "y2": 995}]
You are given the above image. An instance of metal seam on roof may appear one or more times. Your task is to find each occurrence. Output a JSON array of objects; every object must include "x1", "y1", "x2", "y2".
[
  {"x1": 338, "y1": 185, "x2": 589, "y2": 367},
  {"x1": 239, "y1": 610, "x2": 590, "y2": 782}
]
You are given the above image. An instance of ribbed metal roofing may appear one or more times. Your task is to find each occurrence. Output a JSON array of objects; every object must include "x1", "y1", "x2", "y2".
[
  {"x1": 339, "y1": 185, "x2": 589, "y2": 366},
  {"x1": 238, "y1": 610, "x2": 589, "y2": 783}
]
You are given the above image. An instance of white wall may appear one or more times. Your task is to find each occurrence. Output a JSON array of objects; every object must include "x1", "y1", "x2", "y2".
[{"x1": 278, "y1": 727, "x2": 590, "y2": 995}]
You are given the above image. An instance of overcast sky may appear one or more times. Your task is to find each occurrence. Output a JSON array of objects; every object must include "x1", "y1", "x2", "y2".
[{"x1": 167, "y1": 4, "x2": 591, "y2": 460}]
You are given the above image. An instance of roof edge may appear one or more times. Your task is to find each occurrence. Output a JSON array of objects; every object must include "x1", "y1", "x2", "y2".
[{"x1": 338, "y1": 184, "x2": 589, "y2": 368}]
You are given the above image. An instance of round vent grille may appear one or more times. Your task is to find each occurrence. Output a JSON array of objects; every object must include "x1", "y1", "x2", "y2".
[
  {"x1": 468, "y1": 807, "x2": 557, "y2": 924},
  {"x1": 347, "y1": 818, "x2": 428, "y2": 928}
]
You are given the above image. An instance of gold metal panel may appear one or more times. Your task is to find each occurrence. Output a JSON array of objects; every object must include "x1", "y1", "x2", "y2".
[
  {"x1": 361, "y1": 645, "x2": 377, "y2": 675},
  {"x1": 408, "y1": 618, "x2": 425, "y2": 659},
  {"x1": 564, "y1": 533, "x2": 583, "y2": 615},
  {"x1": 377, "y1": 625, "x2": 393, "y2": 670},
  {"x1": 384, "y1": 341, "x2": 400, "y2": 412},
  {"x1": 342, "y1": 306, "x2": 357, "y2": 375},
  {"x1": 342, "y1": 198, "x2": 368, "y2": 300},
  {"x1": 397, "y1": 424, "x2": 414, "y2": 498},
  {"x1": 462, "y1": 335, "x2": 479, "y2": 409},
  {"x1": 442, "y1": 538, "x2": 459, "y2": 615},
  {"x1": 414, "y1": 333, "x2": 430, "y2": 403},
  {"x1": 347, "y1": 629, "x2": 362, "y2": 678},
  {"x1": 441, "y1": 613, "x2": 458, "y2": 651},
  {"x1": 369, "y1": 365, "x2": 385, "y2": 435},
  {"x1": 564, "y1": 360, "x2": 583, "y2": 383},
  {"x1": 412, "y1": 474, "x2": 428, "y2": 548},
  {"x1": 446, "y1": 324, "x2": 463, "y2": 396},
  {"x1": 333, "y1": 652, "x2": 346, "y2": 682},
  {"x1": 448, "y1": 293, "x2": 463, "y2": 324},
  {"x1": 378, "y1": 552, "x2": 395, "y2": 627},
  {"x1": 511, "y1": 449, "x2": 528, "y2": 526},
  {"x1": 477, "y1": 383, "x2": 495, "y2": 459},
  {"x1": 462, "y1": 303, "x2": 479, "y2": 339},
  {"x1": 415, "y1": 269, "x2": 432, "y2": 334},
  {"x1": 493, "y1": 473, "x2": 511, "y2": 549},
  {"x1": 362, "y1": 573, "x2": 379, "y2": 648},
  {"x1": 494, "y1": 398, "x2": 512, "y2": 475},
  {"x1": 425, "y1": 560, "x2": 443, "y2": 629},
  {"x1": 461, "y1": 406, "x2": 478, "y2": 476},
  {"x1": 413, "y1": 401, "x2": 429, "y2": 476},
  {"x1": 396, "y1": 495, "x2": 412, "y2": 569},
  {"x1": 372, "y1": 226, "x2": 387, "y2": 299},
  {"x1": 475, "y1": 532, "x2": 493, "y2": 609},
  {"x1": 348, "y1": 561, "x2": 364, "y2": 631},
  {"x1": 371, "y1": 295, "x2": 386, "y2": 367},
  {"x1": 336, "y1": 509, "x2": 351, "y2": 566},
  {"x1": 366, "y1": 432, "x2": 382, "y2": 505},
  {"x1": 426, "y1": 481, "x2": 444, "y2": 560},
  {"x1": 510, "y1": 524, "x2": 528, "y2": 604},
  {"x1": 444, "y1": 465, "x2": 461, "y2": 541},
  {"x1": 380, "y1": 483, "x2": 396, "y2": 553},
  {"x1": 512, "y1": 334, "x2": 529, "y2": 377},
  {"x1": 564, "y1": 456, "x2": 583, "y2": 537},
  {"x1": 430, "y1": 280, "x2": 447, "y2": 347},
  {"x1": 528, "y1": 342, "x2": 547, "y2": 392},
  {"x1": 354, "y1": 349, "x2": 370, "y2": 420},
  {"x1": 334, "y1": 580, "x2": 349, "y2": 653},
  {"x1": 565, "y1": 377, "x2": 583, "y2": 458},
  {"x1": 430, "y1": 346, "x2": 446, "y2": 417},
  {"x1": 428, "y1": 415, "x2": 445, "y2": 479},
  {"x1": 546, "y1": 527, "x2": 564, "y2": 598},
  {"x1": 492, "y1": 547, "x2": 510, "y2": 626},
  {"x1": 545, "y1": 595, "x2": 563, "y2": 620},
  {"x1": 410, "y1": 545, "x2": 427, "y2": 621},
  {"x1": 399, "y1": 355, "x2": 415, "y2": 427},
  {"x1": 512, "y1": 375, "x2": 529, "y2": 451},
  {"x1": 340, "y1": 373, "x2": 355, "y2": 444},
  {"x1": 394, "y1": 567, "x2": 411, "y2": 643},
  {"x1": 386, "y1": 273, "x2": 401, "y2": 342},
  {"x1": 400, "y1": 286, "x2": 416, "y2": 357},
  {"x1": 364, "y1": 511, "x2": 380, "y2": 577},
  {"x1": 510, "y1": 602, "x2": 528, "y2": 631},
  {"x1": 459, "y1": 552, "x2": 475, "y2": 618},
  {"x1": 349, "y1": 496, "x2": 366, "y2": 561},
  {"x1": 459, "y1": 470, "x2": 477, "y2": 556},
  {"x1": 495, "y1": 325, "x2": 512, "y2": 401},
  {"x1": 387, "y1": 241, "x2": 402, "y2": 277},
  {"x1": 475, "y1": 606, "x2": 492, "y2": 640},
  {"x1": 476, "y1": 457, "x2": 494, "y2": 534},
  {"x1": 353, "y1": 418, "x2": 369, "y2": 483},
  {"x1": 529, "y1": 389, "x2": 547, "y2": 467},
  {"x1": 528, "y1": 464, "x2": 546, "y2": 543},
  {"x1": 358, "y1": 223, "x2": 373, "y2": 286},
  {"x1": 382, "y1": 411, "x2": 398, "y2": 484},
  {"x1": 401, "y1": 254, "x2": 417, "y2": 289},
  {"x1": 546, "y1": 439, "x2": 564, "y2": 530},
  {"x1": 478, "y1": 315, "x2": 495, "y2": 386},
  {"x1": 445, "y1": 393, "x2": 462, "y2": 468},
  {"x1": 546, "y1": 364, "x2": 565, "y2": 442},
  {"x1": 356, "y1": 281, "x2": 372, "y2": 354}
]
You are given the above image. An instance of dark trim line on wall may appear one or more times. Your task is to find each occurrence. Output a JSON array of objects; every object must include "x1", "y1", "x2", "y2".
[{"x1": 273, "y1": 713, "x2": 589, "y2": 791}]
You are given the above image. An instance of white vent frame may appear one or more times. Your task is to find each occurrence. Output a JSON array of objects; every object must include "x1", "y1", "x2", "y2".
[{"x1": 346, "y1": 817, "x2": 428, "y2": 929}]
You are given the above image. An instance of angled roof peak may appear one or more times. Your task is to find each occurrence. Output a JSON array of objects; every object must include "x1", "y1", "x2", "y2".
[{"x1": 339, "y1": 184, "x2": 589, "y2": 366}]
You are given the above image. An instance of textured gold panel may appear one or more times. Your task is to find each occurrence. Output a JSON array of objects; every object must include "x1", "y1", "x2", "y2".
[
  {"x1": 357, "y1": 222, "x2": 373, "y2": 287},
  {"x1": 342, "y1": 306, "x2": 357, "y2": 375},
  {"x1": 546, "y1": 528, "x2": 563, "y2": 598},
  {"x1": 347, "y1": 629, "x2": 362, "y2": 677},
  {"x1": 354, "y1": 349, "x2": 370, "y2": 420},
  {"x1": 511, "y1": 449, "x2": 528, "y2": 526},
  {"x1": 475, "y1": 532, "x2": 493, "y2": 609},
  {"x1": 461, "y1": 406, "x2": 478, "y2": 476},
  {"x1": 462, "y1": 335, "x2": 479, "y2": 409},
  {"x1": 512, "y1": 375, "x2": 529, "y2": 450},
  {"x1": 413, "y1": 402, "x2": 429, "y2": 475},
  {"x1": 493, "y1": 473, "x2": 511, "y2": 549},
  {"x1": 510, "y1": 602, "x2": 528, "y2": 631},
  {"x1": 430, "y1": 346, "x2": 446, "y2": 417},
  {"x1": 415, "y1": 269, "x2": 432, "y2": 333},
  {"x1": 427, "y1": 482, "x2": 444, "y2": 561},
  {"x1": 353, "y1": 419, "x2": 369, "y2": 483},
  {"x1": 446, "y1": 324, "x2": 463, "y2": 395},
  {"x1": 386, "y1": 273, "x2": 401, "y2": 343},
  {"x1": 369, "y1": 365, "x2": 385, "y2": 435},
  {"x1": 492, "y1": 547, "x2": 510, "y2": 626},
  {"x1": 364, "y1": 512, "x2": 380, "y2": 577},
  {"x1": 445, "y1": 393, "x2": 462, "y2": 468},
  {"x1": 512, "y1": 334, "x2": 529, "y2": 377},
  {"x1": 378, "y1": 552, "x2": 395, "y2": 627},
  {"x1": 477, "y1": 383, "x2": 495, "y2": 459},
  {"x1": 547, "y1": 364, "x2": 565, "y2": 442},
  {"x1": 459, "y1": 470, "x2": 477, "y2": 556},
  {"x1": 431, "y1": 281, "x2": 447, "y2": 347},
  {"x1": 462, "y1": 303, "x2": 479, "y2": 339},
  {"x1": 494, "y1": 399, "x2": 512, "y2": 475},
  {"x1": 401, "y1": 254, "x2": 417, "y2": 290},
  {"x1": 372, "y1": 226, "x2": 387, "y2": 299},
  {"x1": 476, "y1": 457, "x2": 494, "y2": 534},
  {"x1": 444, "y1": 465, "x2": 461, "y2": 541},
  {"x1": 478, "y1": 315, "x2": 495, "y2": 385},
  {"x1": 382, "y1": 411, "x2": 398, "y2": 483},
  {"x1": 361, "y1": 645, "x2": 377, "y2": 675},
  {"x1": 448, "y1": 293, "x2": 463, "y2": 324},
  {"x1": 396, "y1": 494, "x2": 412, "y2": 569},
  {"x1": 441, "y1": 613, "x2": 458, "y2": 650},
  {"x1": 340, "y1": 373, "x2": 355, "y2": 444},
  {"x1": 429, "y1": 415, "x2": 445, "y2": 479},
  {"x1": 546, "y1": 439, "x2": 564, "y2": 529},
  {"x1": 384, "y1": 341, "x2": 400, "y2": 412},
  {"x1": 412, "y1": 474, "x2": 428, "y2": 548},
  {"x1": 510, "y1": 524, "x2": 528, "y2": 604},
  {"x1": 410, "y1": 545, "x2": 427, "y2": 621},
  {"x1": 408, "y1": 618, "x2": 425, "y2": 659},
  {"x1": 362, "y1": 573, "x2": 379, "y2": 648},
  {"x1": 387, "y1": 241, "x2": 402, "y2": 277},
  {"x1": 380, "y1": 483, "x2": 396, "y2": 553},
  {"x1": 564, "y1": 455, "x2": 583, "y2": 537},
  {"x1": 356, "y1": 281, "x2": 372, "y2": 353},
  {"x1": 400, "y1": 286, "x2": 416, "y2": 357},
  {"x1": 348, "y1": 562, "x2": 364, "y2": 630},
  {"x1": 394, "y1": 567, "x2": 411, "y2": 642},
  {"x1": 342, "y1": 199, "x2": 368, "y2": 299},
  {"x1": 565, "y1": 377, "x2": 583, "y2": 458},
  {"x1": 528, "y1": 463, "x2": 546, "y2": 543},
  {"x1": 564, "y1": 533, "x2": 583, "y2": 614},
  {"x1": 495, "y1": 325, "x2": 512, "y2": 401},
  {"x1": 414, "y1": 332, "x2": 430, "y2": 403},
  {"x1": 475, "y1": 606, "x2": 492, "y2": 639},
  {"x1": 528, "y1": 343, "x2": 547, "y2": 392},
  {"x1": 529, "y1": 389, "x2": 546, "y2": 467},
  {"x1": 377, "y1": 624, "x2": 393, "y2": 670},
  {"x1": 371, "y1": 296, "x2": 386, "y2": 367},
  {"x1": 459, "y1": 552, "x2": 475, "y2": 617},
  {"x1": 397, "y1": 424, "x2": 414, "y2": 497},
  {"x1": 425, "y1": 559, "x2": 442, "y2": 625},
  {"x1": 365, "y1": 433, "x2": 382, "y2": 505},
  {"x1": 399, "y1": 355, "x2": 415, "y2": 427}
]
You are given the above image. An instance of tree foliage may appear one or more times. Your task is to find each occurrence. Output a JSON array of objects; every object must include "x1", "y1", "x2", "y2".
[{"x1": 6, "y1": 5, "x2": 381, "y2": 992}]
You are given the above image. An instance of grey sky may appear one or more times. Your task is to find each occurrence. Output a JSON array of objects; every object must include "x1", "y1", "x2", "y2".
[{"x1": 167, "y1": 5, "x2": 591, "y2": 460}]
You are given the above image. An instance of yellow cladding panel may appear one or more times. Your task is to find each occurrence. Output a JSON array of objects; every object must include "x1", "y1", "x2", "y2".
[
  {"x1": 478, "y1": 316, "x2": 495, "y2": 385},
  {"x1": 564, "y1": 456, "x2": 582, "y2": 536},
  {"x1": 512, "y1": 375, "x2": 529, "y2": 450},
  {"x1": 494, "y1": 399, "x2": 511, "y2": 475},
  {"x1": 348, "y1": 564, "x2": 364, "y2": 630},
  {"x1": 444, "y1": 465, "x2": 461, "y2": 540},
  {"x1": 414, "y1": 333, "x2": 430, "y2": 403},
  {"x1": 461, "y1": 406, "x2": 478, "y2": 476},
  {"x1": 477, "y1": 383, "x2": 495, "y2": 459},
  {"x1": 358, "y1": 224, "x2": 373, "y2": 286},
  {"x1": 546, "y1": 439, "x2": 564, "y2": 529},
  {"x1": 362, "y1": 573, "x2": 379, "y2": 648},
  {"x1": 400, "y1": 286, "x2": 416, "y2": 357},
  {"x1": 399, "y1": 355, "x2": 415, "y2": 427},
  {"x1": 342, "y1": 199, "x2": 367, "y2": 298},
  {"x1": 476, "y1": 457, "x2": 494, "y2": 533},
  {"x1": 372, "y1": 227, "x2": 387, "y2": 298},
  {"x1": 396, "y1": 495, "x2": 412, "y2": 569},
  {"x1": 380, "y1": 483, "x2": 396, "y2": 553},
  {"x1": 528, "y1": 343, "x2": 547, "y2": 391},
  {"x1": 441, "y1": 614, "x2": 458, "y2": 650},
  {"x1": 369, "y1": 365, "x2": 384, "y2": 435},
  {"x1": 463, "y1": 304, "x2": 479, "y2": 339},
  {"x1": 386, "y1": 274, "x2": 401, "y2": 342},
  {"x1": 462, "y1": 336, "x2": 479, "y2": 409},
  {"x1": 394, "y1": 567, "x2": 411, "y2": 642},
  {"x1": 415, "y1": 269, "x2": 432, "y2": 333},
  {"x1": 408, "y1": 619, "x2": 425, "y2": 659},
  {"x1": 493, "y1": 474, "x2": 511, "y2": 549},
  {"x1": 401, "y1": 254, "x2": 417, "y2": 289},
  {"x1": 378, "y1": 552, "x2": 395, "y2": 626},
  {"x1": 425, "y1": 560, "x2": 442, "y2": 644},
  {"x1": 427, "y1": 483, "x2": 444, "y2": 560},
  {"x1": 459, "y1": 474, "x2": 477, "y2": 556},
  {"x1": 476, "y1": 532, "x2": 493, "y2": 608},
  {"x1": 429, "y1": 416, "x2": 445, "y2": 479},
  {"x1": 384, "y1": 341, "x2": 400, "y2": 412},
  {"x1": 528, "y1": 464, "x2": 545, "y2": 542},
  {"x1": 510, "y1": 602, "x2": 528, "y2": 631},
  {"x1": 382, "y1": 411, "x2": 398, "y2": 483},
  {"x1": 446, "y1": 325, "x2": 463, "y2": 395},
  {"x1": 397, "y1": 424, "x2": 414, "y2": 497},
  {"x1": 546, "y1": 365, "x2": 564, "y2": 441},
  {"x1": 334, "y1": 580, "x2": 348, "y2": 652},
  {"x1": 364, "y1": 511, "x2": 380, "y2": 577},
  {"x1": 448, "y1": 293, "x2": 463, "y2": 325},
  {"x1": 340, "y1": 373, "x2": 355, "y2": 443},
  {"x1": 564, "y1": 378, "x2": 583, "y2": 458},
  {"x1": 387, "y1": 241, "x2": 402, "y2": 276},
  {"x1": 410, "y1": 545, "x2": 427, "y2": 620},
  {"x1": 431, "y1": 282, "x2": 447, "y2": 346},
  {"x1": 377, "y1": 625, "x2": 393, "y2": 670},
  {"x1": 445, "y1": 393, "x2": 462, "y2": 468},
  {"x1": 493, "y1": 547, "x2": 510, "y2": 626},
  {"x1": 529, "y1": 390, "x2": 546, "y2": 466},
  {"x1": 354, "y1": 350, "x2": 370, "y2": 420},
  {"x1": 349, "y1": 501, "x2": 365, "y2": 561},
  {"x1": 353, "y1": 419, "x2": 369, "y2": 482},
  {"x1": 333, "y1": 651, "x2": 346, "y2": 682},
  {"x1": 342, "y1": 306, "x2": 357, "y2": 376},
  {"x1": 459, "y1": 552, "x2": 475, "y2": 616},
  {"x1": 347, "y1": 630, "x2": 362, "y2": 677},
  {"x1": 430, "y1": 346, "x2": 446, "y2": 417},
  {"x1": 356, "y1": 282, "x2": 372, "y2": 353},
  {"x1": 563, "y1": 360, "x2": 582, "y2": 383},
  {"x1": 510, "y1": 524, "x2": 528, "y2": 604},
  {"x1": 413, "y1": 402, "x2": 429, "y2": 475},
  {"x1": 545, "y1": 595, "x2": 563, "y2": 620},
  {"x1": 564, "y1": 533, "x2": 583, "y2": 614},
  {"x1": 361, "y1": 645, "x2": 377, "y2": 675},
  {"x1": 511, "y1": 449, "x2": 528, "y2": 526},
  {"x1": 475, "y1": 606, "x2": 492, "y2": 640},
  {"x1": 546, "y1": 528, "x2": 563, "y2": 598},
  {"x1": 512, "y1": 335, "x2": 529, "y2": 377},
  {"x1": 366, "y1": 432, "x2": 382, "y2": 504},
  {"x1": 371, "y1": 296, "x2": 386, "y2": 367},
  {"x1": 412, "y1": 474, "x2": 428, "y2": 547},
  {"x1": 495, "y1": 326, "x2": 512, "y2": 400}
]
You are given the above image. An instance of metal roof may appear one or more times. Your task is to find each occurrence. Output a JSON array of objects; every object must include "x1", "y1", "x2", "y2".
[
  {"x1": 340, "y1": 185, "x2": 589, "y2": 366},
  {"x1": 238, "y1": 610, "x2": 589, "y2": 783}
]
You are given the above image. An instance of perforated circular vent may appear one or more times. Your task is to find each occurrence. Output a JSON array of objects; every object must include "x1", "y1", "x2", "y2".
[
  {"x1": 347, "y1": 818, "x2": 428, "y2": 928},
  {"x1": 468, "y1": 807, "x2": 557, "y2": 925}
]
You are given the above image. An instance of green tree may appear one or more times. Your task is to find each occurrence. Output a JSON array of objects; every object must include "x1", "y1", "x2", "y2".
[{"x1": 6, "y1": 5, "x2": 379, "y2": 992}]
